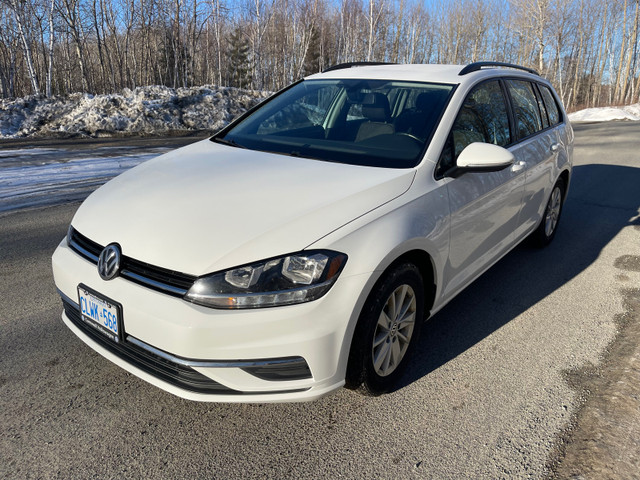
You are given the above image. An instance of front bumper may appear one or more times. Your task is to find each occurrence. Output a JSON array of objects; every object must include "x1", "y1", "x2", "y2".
[{"x1": 52, "y1": 238, "x2": 366, "y2": 402}]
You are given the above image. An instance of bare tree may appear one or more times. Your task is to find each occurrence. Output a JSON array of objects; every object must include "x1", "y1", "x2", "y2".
[
  {"x1": 620, "y1": 0, "x2": 639, "y2": 103},
  {"x1": 0, "y1": 0, "x2": 638, "y2": 108},
  {"x1": 4, "y1": 0, "x2": 41, "y2": 94},
  {"x1": 211, "y1": 0, "x2": 225, "y2": 86},
  {"x1": 59, "y1": 0, "x2": 91, "y2": 91},
  {"x1": 46, "y1": 0, "x2": 55, "y2": 96},
  {"x1": 365, "y1": 0, "x2": 383, "y2": 61}
]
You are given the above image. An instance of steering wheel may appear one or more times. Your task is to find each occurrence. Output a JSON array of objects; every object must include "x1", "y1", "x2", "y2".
[{"x1": 396, "y1": 132, "x2": 423, "y2": 145}]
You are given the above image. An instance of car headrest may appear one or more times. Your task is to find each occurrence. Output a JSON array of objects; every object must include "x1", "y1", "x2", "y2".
[{"x1": 361, "y1": 93, "x2": 391, "y2": 122}]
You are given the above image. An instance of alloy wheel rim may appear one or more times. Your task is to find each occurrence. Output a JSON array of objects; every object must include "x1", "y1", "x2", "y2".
[
  {"x1": 544, "y1": 187, "x2": 562, "y2": 237},
  {"x1": 372, "y1": 284, "x2": 416, "y2": 377}
]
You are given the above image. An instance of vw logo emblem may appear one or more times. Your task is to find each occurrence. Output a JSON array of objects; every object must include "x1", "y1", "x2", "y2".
[{"x1": 97, "y1": 244, "x2": 121, "y2": 281}]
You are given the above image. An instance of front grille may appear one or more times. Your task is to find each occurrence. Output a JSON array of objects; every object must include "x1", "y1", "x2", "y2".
[
  {"x1": 69, "y1": 228, "x2": 197, "y2": 297},
  {"x1": 69, "y1": 229, "x2": 102, "y2": 262},
  {"x1": 62, "y1": 297, "x2": 241, "y2": 394}
]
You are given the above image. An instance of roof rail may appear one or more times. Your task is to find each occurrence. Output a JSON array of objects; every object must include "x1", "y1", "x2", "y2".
[
  {"x1": 322, "y1": 62, "x2": 396, "y2": 73},
  {"x1": 459, "y1": 62, "x2": 539, "y2": 76}
]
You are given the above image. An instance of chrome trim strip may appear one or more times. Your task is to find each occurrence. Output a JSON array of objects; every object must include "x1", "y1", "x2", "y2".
[
  {"x1": 120, "y1": 270, "x2": 188, "y2": 296},
  {"x1": 125, "y1": 336, "x2": 307, "y2": 369},
  {"x1": 58, "y1": 289, "x2": 78, "y2": 308},
  {"x1": 69, "y1": 238, "x2": 99, "y2": 263}
]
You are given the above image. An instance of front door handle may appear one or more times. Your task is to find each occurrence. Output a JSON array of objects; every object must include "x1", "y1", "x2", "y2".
[
  {"x1": 550, "y1": 143, "x2": 559, "y2": 152},
  {"x1": 511, "y1": 161, "x2": 526, "y2": 173}
]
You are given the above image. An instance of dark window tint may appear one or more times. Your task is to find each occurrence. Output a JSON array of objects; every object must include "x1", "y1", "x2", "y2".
[
  {"x1": 437, "y1": 80, "x2": 511, "y2": 175},
  {"x1": 534, "y1": 85, "x2": 550, "y2": 129},
  {"x1": 454, "y1": 81, "x2": 511, "y2": 155},
  {"x1": 394, "y1": 88, "x2": 450, "y2": 139},
  {"x1": 221, "y1": 79, "x2": 454, "y2": 168},
  {"x1": 257, "y1": 85, "x2": 340, "y2": 134},
  {"x1": 506, "y1": 80, "x2": 543, "y2": 138},
  {"x1": 539, "y1": 85, "x2": 561, "y2": 126}
]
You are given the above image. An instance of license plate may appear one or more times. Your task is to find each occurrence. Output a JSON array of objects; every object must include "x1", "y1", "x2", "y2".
[{"x1": 78, "y1": 285, "x2": 122, "y2": 343}]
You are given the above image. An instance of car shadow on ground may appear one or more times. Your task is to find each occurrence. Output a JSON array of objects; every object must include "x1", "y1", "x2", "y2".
[{"x1": 397, "y1": 162, "x2": 640, "y2": 390}]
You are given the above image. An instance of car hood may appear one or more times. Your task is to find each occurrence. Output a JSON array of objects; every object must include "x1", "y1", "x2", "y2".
[{"x1": 72, "y1": 139, "x2": 415, "y2": 276}]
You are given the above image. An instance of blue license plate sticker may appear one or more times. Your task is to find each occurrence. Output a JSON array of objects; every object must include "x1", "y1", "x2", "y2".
[{"x1": 78, "y1": 285, "x2": 121, "y2": 342}]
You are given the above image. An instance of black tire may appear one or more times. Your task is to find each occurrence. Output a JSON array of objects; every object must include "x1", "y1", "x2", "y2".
[
  {"x1": 530, "y1": 177, "x2": 566, "y2": 247},
  {"x1": 345, "y1": 263, "x2": 424, "y2": 395}
]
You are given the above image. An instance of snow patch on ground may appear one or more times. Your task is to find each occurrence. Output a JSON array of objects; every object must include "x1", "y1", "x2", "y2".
[
  {"x1": 569, "y1": 103, "x2": 640, "y2": 123},
  {"x1": 0, "y1": 86, "x2": 270, "y2": 138},
  {"x1": 0, "y1": 146, "x2": 171, "y2": 212}
]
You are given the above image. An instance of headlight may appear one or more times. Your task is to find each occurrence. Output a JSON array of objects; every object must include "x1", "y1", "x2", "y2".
[{"x1": 184, "y1": 251, "x2": 347, "y2": 309}]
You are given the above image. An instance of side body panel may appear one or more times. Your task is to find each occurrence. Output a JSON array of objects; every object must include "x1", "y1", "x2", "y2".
[{"x1": 441, "y1": 166, "x2": 525, "y2": 301}]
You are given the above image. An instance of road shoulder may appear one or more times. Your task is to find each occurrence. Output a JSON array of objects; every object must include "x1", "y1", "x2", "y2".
[{"x1": 549, "y1": 247, "x2": 640, "y2": 478}]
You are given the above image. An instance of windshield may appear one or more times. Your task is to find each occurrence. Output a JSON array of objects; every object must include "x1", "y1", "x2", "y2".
[{"x1": 216, "y1": 79, "x2": 454, "y2": 168}]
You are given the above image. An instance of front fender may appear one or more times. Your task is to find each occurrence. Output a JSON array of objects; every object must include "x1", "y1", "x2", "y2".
[{"x1": 308, "y1": 184, "x2": 451, "y2": 379}]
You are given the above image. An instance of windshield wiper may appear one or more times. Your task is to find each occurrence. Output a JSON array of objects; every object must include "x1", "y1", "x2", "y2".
[{"x1": 211, "y1": 136, "x2": 246, "y2": 149}]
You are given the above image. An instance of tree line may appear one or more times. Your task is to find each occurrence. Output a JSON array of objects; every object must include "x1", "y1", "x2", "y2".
[{"x1": 1, "y1": 0, "x2": 638, "y2": 111}]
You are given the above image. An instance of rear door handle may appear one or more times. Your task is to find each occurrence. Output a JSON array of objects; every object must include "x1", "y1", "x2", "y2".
[{"x1": 550, "y1": 143, "x2": 559, "y2": 152}]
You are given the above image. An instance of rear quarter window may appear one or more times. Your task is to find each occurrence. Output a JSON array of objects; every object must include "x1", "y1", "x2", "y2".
[
  {"x1": 538, "y1": 85, "x2": 562, "y2": 126},
  {"x1": 534, "y1": 85, "x2": 550, "y2": 129}
]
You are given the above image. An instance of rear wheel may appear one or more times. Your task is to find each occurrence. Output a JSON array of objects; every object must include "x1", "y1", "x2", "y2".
[
  {"x1": 345, "y1": 263, "x2": 424, "y2": 395},
  {"x1": 531, "y1": 177, "x2": 566, "y2": 247}
]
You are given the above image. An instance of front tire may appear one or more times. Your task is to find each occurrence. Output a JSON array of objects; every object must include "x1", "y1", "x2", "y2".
[{"x1": 345, "y1": 263, "x2": 424, "y2": 395}]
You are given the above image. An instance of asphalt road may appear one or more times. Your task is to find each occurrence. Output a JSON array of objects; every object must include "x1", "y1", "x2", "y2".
[{"x1": 1, "y1": 123, "x2": 639, "y2": 479}]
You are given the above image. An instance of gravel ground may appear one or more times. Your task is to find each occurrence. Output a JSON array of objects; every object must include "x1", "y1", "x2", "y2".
[{"x1": 551, "y1": 286, "x2": 640, "y2": 479}]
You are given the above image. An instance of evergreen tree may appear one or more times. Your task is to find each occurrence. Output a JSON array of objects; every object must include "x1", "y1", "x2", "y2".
[
  {"x1": 227, "y1": 27, "x2": 251, "y2": 89},
  {"x1": 303, "y1": 27, "x2": 322, "y2": 77}
]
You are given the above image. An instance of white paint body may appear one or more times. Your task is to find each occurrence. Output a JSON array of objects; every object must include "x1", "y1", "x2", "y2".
[{"x1": 52, "y1": 64, "x2": 573, "y2": 402}]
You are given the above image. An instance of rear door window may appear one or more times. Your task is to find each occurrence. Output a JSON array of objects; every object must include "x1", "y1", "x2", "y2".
[{"x1": 506, "y1": 80, "x2": 543, "y2": 139}]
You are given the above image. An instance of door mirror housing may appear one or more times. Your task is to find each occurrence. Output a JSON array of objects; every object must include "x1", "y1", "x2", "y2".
[{"x1": 451, "y1": 142, "x2": 515, "y2": 176}]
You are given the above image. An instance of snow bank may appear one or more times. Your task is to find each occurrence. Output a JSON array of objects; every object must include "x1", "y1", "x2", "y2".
[
  {"x1": 568, "y1": 103, "x2": 640, "y2": 123},
  {"x1": 0, "y1": 86, "x2": 270, "y2": 138}
]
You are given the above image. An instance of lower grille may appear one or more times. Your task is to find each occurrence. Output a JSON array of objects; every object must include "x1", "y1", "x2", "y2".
[{"x1": 61, "y1": 297, "x2": 241, "y2": 394}]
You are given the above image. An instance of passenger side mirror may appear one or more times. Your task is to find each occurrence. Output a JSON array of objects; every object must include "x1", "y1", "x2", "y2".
[{"x1": 455, "y1": 142, "x2": 515, "y2": 173}]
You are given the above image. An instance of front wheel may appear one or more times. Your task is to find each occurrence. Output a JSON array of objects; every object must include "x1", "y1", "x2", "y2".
[
  {"x1": 345, "y1": 263, "x2": 424, "y2": 395},
  {"x1": 531, "y1": 177, "x2": 566, "y2": 247}
]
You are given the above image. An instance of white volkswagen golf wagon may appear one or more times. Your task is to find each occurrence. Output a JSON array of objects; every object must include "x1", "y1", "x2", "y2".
[{"x1": 52, "y1": 62, "x2": 573, "y2": 402}]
